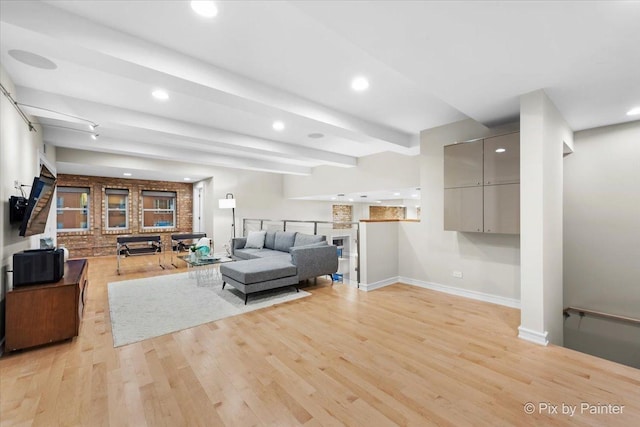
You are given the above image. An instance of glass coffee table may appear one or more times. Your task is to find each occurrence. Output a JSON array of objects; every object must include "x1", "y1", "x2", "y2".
[{"x1": 177, "y1": 254, "x2": 233, "y2": 286}]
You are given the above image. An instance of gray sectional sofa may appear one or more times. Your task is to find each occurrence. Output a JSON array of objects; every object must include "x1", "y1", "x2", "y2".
[{"x1": 220, "y1": 230, "x2": 338, "y2": 304}]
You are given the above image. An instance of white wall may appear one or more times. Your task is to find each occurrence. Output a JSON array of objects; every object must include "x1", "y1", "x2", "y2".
[
  {"x1": 398, "y1": 119, "x2": 521, "y2": 304},
  {"x1": 519, "y1": 90, "x2": 573, "y2": 346},
  {"x1": 563, "y1": 120, "x2": 640, "y2": 367},
  {"x1": 283, "y1": 151, "x2": 420, "y2": 198},
  {"x1": 1, "y1": 65, "x2": 54, "y2": 342},
  {"x1": 206, "y1": 167, "x2": 335, "y2": 254},
  {"x1": 359, "y1": 221, "x2": 399, "y2": 289}
]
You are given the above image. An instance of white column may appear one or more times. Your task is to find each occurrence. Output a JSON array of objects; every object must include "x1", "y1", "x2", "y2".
[{"x1": 519, "y1": 90, "x2": 573, "y2": 346}]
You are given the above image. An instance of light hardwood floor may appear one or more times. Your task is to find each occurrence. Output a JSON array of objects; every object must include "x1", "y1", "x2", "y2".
[{"x1": 1, "y1": 255, "x2": 639, "y2": 426}]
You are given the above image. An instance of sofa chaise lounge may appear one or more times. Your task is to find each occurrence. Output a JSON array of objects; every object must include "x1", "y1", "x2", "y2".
[{"x1": 220, "y1": 230, "x2": 338, "y2": 304}]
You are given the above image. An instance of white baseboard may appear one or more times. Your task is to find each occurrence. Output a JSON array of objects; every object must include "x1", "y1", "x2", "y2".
[
  {"x1": 398, "y1": 276, "x2": 521, "y2": 309},
  {"x1": 517, "y1": 326, "x2": 549, "y2": 346},
  {"x1": 359, "y1": 275, "x2": 521, "y2": 309},
  {"x1": 359, "y1": 277, "x2": 400, "y2": 291}
]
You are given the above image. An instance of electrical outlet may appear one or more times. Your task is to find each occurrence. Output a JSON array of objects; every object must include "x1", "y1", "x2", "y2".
[{"x1": 452, "y1": 271, "x2": 463, "y2": 278}]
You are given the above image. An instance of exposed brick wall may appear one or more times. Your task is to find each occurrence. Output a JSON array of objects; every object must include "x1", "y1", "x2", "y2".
[
  {"x1": 56, "y1": 174, "x2": 192, "y2": 257},
  {"x1": 332, "y1": 204, "x2": 353, "y2": 229},
  {"x1": 369, "y1": 206, "x2": 406, "y2": 220}
]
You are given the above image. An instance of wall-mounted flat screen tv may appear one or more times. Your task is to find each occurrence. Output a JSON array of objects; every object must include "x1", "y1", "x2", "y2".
[{"x1": 19, "y1": 164, "x2": 57, "y2": 237}]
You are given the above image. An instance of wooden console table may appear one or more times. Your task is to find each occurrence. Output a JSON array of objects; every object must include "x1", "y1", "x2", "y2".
[{"x1": 5, "y1": 259, "x2": 88, "y2": 352}]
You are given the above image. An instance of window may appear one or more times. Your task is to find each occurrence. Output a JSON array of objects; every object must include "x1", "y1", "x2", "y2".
[
  {"x1": 142, "y1": 190, "x2": 176, "y2": 229},
  {"x1": 105, "y1": 189, "x2": 129, "y2": 229},
  {"x1": 57, "y1": 187, "x2": 90, "y2": 231}
]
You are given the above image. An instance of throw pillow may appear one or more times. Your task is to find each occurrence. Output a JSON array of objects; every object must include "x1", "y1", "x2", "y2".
[
  {"x1": 264, "y1": 230, "x2": 277, "y2": 249},
  {"x1": 274, "y1": 231, "x2": 297, "y2": 252},
  {"x1": 290, "y1": 241, "x2": 328, "y2": 250},
  {"x1": 293, "y1": 233, "x2": 325, "y2": 247},
  {"x1": 244, "y1": 230, "x2": 266, "y2": 249}
]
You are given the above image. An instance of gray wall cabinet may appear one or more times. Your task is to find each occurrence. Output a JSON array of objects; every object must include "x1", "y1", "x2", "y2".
[
  {"x1": 444, "y1": 187, "x2": 484, "y2": 232},
  {"x1": 444, "y1": 139, "x2": 483, "y2": 188},
  {"x1": 443, "y1": 132, "x2": 520, "y2": 234},
  {"x1": 483, "y1": 183, "x2": 520, "y2": 234},
  {"x1": 483, "y1": 133, "x2": 520, "y2": 185}
]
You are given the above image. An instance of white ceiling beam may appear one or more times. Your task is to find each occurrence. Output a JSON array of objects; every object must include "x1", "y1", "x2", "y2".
[
  {"x1": 17, "y1": 86, "x2": 357, "y2": 167},
  {"x1": 44, "y1": 127, "x2": 312, "y2": 175},
  {"x1": 2, "y1": 1, "x2": 415, "y2": 151}
]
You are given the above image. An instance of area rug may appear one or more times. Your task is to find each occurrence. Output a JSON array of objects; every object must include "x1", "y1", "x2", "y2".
[{"x1": 107, "y1": 272, "x2": 310, "y2": 347}]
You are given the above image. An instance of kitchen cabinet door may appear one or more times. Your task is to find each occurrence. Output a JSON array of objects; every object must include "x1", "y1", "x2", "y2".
[
  {"x1": 444, "y1": 187, "x2": 483, "y2": 232},
  {"x1": 444, "y1": 140, "x2": 483, "y2": 188},
  {"x1": 483, "y1": 132, "x2": 520, "y2": 185},
  {"x1": 483, "y1": 184, "x2": 520, "y2": 234}
]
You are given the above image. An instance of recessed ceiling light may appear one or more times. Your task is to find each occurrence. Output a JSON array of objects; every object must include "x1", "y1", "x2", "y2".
[
  {"x1": 331, "y1": 197, "x2": 336, "y2": 200},
  {"x1": 191, "y1": 1, "x2": 218, "y2": 18},
  {"x1": 152, "y1": 89, "x2": 169, "y2": 100},
  {"x1": 123, "y1": 172, "x2": 132, "y2": 177},
  {"x1": 348, "y1": 198, "x2": 354, "y2": 202},
  {"x1": 8, "y1": 50, "x2": 57, "y2": 70},
  {"x1": 375, "y1": 200, "x2": 382, "y2": 203},
  {"x1": 627, "y1": 107, "x2": 640, "y2": 116},
  {"x1": 393, "y1": 192, "x2": 400, "y2": 196},
  {"x1": 184, "y1": 177, "x2": 191, "y2": 181},
  {"x1": 351, "y1": 76, "x2": 369, "y2": 92},
  {"x1": 272, "y1": 121, "x2": 285, "y2": 131},
  {"x1": 411, "y1": 194, "x2": 418, "y2": 198},
  {"x1": 495, "y1": 148, "x2": 506, "y2": 153},
  {"x1": 91, "y1": 134, "x2": 99, "y2": 140},
  {"x1": 308, "y1": 133, "x2": 324, "y2": 139}
]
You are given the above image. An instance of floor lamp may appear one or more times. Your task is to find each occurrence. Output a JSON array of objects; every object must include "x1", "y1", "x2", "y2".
[{"x1": 218, "y1": 193, "x2": 236, "y2": 241}]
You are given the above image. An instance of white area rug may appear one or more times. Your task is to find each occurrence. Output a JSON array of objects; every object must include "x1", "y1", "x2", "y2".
[{"x1": 108, "y1": 272, "x2": 309, "y2": 347}]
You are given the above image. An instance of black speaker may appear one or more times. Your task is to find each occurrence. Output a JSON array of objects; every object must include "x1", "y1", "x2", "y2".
[
  {"x1": 9, "y1": 196, "x2": 27, "y2": 223},
  {"x1": 13, "y1": 249, "x2": 65, "y2": 287}
]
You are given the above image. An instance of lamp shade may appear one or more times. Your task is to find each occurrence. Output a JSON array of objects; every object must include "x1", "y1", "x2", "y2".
[{"x1": 218, "y1": 198, "x2": 236, "y2": 209}]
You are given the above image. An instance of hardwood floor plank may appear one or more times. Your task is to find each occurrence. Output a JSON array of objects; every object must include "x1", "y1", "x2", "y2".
[{"x1": 1, "y1": 254, "x2": 639, "y2": 426}]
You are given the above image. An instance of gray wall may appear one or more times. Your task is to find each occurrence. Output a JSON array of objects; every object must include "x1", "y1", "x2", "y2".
[
  {"x1": 563, "y1": 120, "x2": 640, "y2": 367},
  {"x1": 398, "y1": 119, "x2": 521, "y2": 302}
]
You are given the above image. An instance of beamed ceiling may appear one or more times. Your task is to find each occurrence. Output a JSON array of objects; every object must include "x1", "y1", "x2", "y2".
[{"x1": 1, "y1": 1, "x2": 638, "y2": 180}]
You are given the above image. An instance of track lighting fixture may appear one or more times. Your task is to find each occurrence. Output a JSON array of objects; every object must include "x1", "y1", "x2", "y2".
[
  {"x1": 15, "y1": 102, "x2": 99, "y2": 129},
  {"x1": 45, "y1": 123, "x2": 99, "y2": 139}
]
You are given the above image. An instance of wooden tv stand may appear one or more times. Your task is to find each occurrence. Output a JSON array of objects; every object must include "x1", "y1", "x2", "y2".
[{"x1": 5, "y1": 259, "x2": 88, "y2": 352}]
